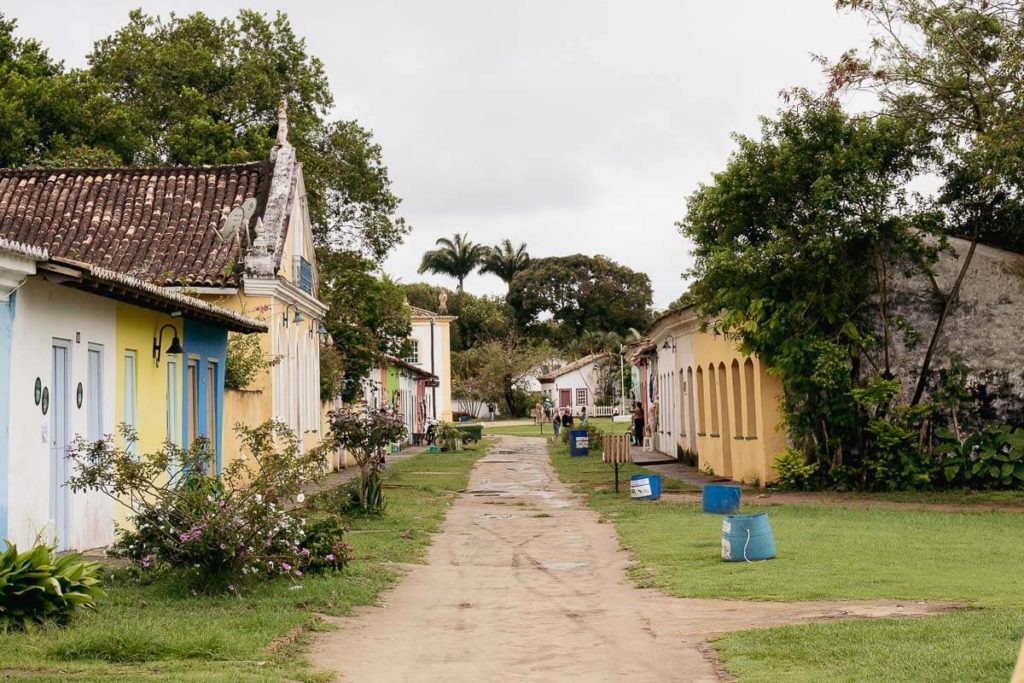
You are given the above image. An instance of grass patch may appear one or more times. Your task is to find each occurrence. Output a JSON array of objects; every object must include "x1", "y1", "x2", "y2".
[
  {"x1": 0, "y1": 446, "x2": 485, "y2": 681},
  {"x1": 484, "y1": 417, "x2": 624, "y2": 437},
  {"x1": 546, "y1": 438, "x2": 1024, "y2": 682}
]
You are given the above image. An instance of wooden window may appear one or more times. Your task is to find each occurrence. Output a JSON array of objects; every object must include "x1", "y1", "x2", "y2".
[
  {"x1": 206, "y1": 361, "x2": 218, "y2": 465},
  {"x1": 707, "y1": 364, "x2": 719, "y2": 435},
  {"x1": 123, "y1": 351, "x2": 137, "y2": 455},
  {"x1": 576, "y1": 388, "x2": 588, "y2": 406},
  {"x1": 187, "y1": 358, "x2": 199, "y2": 447},
  {"x1": 87, "y1": 345, "x2": 103, "y2": 442},
  {"x1": 744, "y1": 358, "x2": 757, "y2": 438},
  {"x1": 695, "y1": 367, "x2": 706, "y2": 434},
  {"x1": 731, "y1": 360, "x2": 743, "y2": 438},
  {"x1": 406, "y1": 339, "x2": 420, "y2": 364}
]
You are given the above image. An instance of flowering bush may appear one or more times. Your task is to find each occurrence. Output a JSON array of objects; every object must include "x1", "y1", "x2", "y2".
[
  {"x1": 68, "y1": 421, "x2": 347, "y2": 590},
  {"x1": 326, "y1": 406, "x2": 407, "y2": 513}
]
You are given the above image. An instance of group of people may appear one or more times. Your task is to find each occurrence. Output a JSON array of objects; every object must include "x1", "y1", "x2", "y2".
[{"x1": 551, "y1": 405, "x2": 587, "y2": 437}]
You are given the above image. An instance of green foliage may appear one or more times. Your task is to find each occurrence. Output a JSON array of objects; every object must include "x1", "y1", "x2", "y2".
[
  {"x1": 417, "y1": 233, "x2": 488, "y2": 292},
  {"x1": 0, "y1": 543, "x2": 104, "y2": 629},
  {"x1": 478, "y1": 239, "x2": 530, "y2": 286},
  {"x1": 318, "y1": 250, "x2": 411, "y2": 399},
  {"x1": 935, "y1": 425, "x2": 1024, "y2": 489},
  {"x1": 326, "y1": 406, "x2": 408, "y2": 513},
  {"x1": 852, "y1": 378, "x2": 934, "y2": 491},
  {"x1": 224, "y1": 333, "x2": 275, "y2": 390},
  {"x1": 773, "y1": 447, "x2": 820, "y2": 491},
  {"x1": 67, "y1": 421, "x2": 336, "y2": 589},
  {"x1": 435, "y1": 421, "x2": 465, "y2": 451},
  {"x1": 507, "y1": 254, "x2": 653, "y2": 345},
  {"x1": 451, "y1": 334, "x2": 552, "y2": 417},
  {"x1": 680, "y1": 100, "x2": 940, "y2": 485},
  {"x1": 404, "y1": 283, "x2": 513, "y2": 352}
]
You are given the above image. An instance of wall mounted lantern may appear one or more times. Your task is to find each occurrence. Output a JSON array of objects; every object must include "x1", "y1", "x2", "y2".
[
  {"x1": 153, "y1": 324, "x2": 183, "y2": 367},
  {"x1": 283, "y1": 302, "x2": 303, "y2": 327},
  {"x1": 662, "y1": 335, "x2": 677, "y2": 351}
]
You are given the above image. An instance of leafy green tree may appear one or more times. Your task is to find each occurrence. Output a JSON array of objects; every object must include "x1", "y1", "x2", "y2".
[
  {"x1": 417, "y1": 233, "x2": 487, "y2": 292},
  {"x1": 402, "y1": 283, "x2": 514, "y2": 352},
  {"x1": 452, "y1": 335, "x2": 552, "y2": 417},
  {"x1": 318, "y1": 250, "x2": 411, "y2": 400},
  {"x1": 479, "y1": 239, "x2": 530, "y2": 286},
  {"x1": 506, "y1": 254, "x2": 652, "y2": 344},
  {"x1": 829, "y1": 0, "x2": 1024, "y2": 403},
  {"x1": 680, "y1": 100, "x2": 939, "y2": 481},
  {"x1": 0, "y1": 14, "x2": 128, "y2": 167}
]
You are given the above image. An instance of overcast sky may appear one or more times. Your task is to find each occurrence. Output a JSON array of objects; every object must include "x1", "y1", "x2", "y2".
[{"x1": 14, "y1": 1, "x2": 871, "y2": 308}]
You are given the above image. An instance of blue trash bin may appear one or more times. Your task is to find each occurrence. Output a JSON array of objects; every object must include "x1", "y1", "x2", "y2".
[
  {"x1": 702, "y1": 484, "x2": 742, "y2": 514},
  {"x1": 721, "y1": 512, "x2": 776, "y2": 561},
  {"x1": 568, "y1": 429, "x2": 589, "y2": 456},
  {"x1": 629, "y1": 474, "x2": 662, "y2": 501}
]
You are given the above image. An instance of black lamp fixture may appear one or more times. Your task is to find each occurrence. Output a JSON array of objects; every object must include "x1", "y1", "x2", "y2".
[
  {"x1": 283, "y1": 302, "x2": 304, "y2": 326},
  {"x1": 662, "y1": 335, "x2": 677, "y2": 351},
  {"x1": 153, "y1": 324, "x2": 183, "y2": 366}
]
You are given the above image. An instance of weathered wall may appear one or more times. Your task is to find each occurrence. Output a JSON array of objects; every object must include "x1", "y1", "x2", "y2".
[
  {"x1": 222, "y1": 388, "x2": 265, "y2": 469},
  {"x1": 888, "y1": 237, "x2": 1024, "y2": 426}
]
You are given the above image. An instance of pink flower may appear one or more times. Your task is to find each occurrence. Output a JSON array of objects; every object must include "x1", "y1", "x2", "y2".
[
  {"x1": 281, "y1": 562, "x2": 292, "y2": 572},
  {"x1": 294, "y1": 570, "x2": 302, "y2": 577},
  {"x1": 325, "y1": 554, "x2": 335, "y2": 562}
]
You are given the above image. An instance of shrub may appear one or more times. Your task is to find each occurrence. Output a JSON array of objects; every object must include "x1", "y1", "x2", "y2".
[
  {"x1": 773, "y1": 448, "x2": 819, "y2": 490},
  {"x1": 68, "y1": 421, "x2": 343, "y2": 590},
  {"x1": 0, "y1": 543, "x2": 104, "y2": 629},
  {"x1": 224, "y1": 333, "x2": 277, "y2": 390},
  {"x1": 326, "y1": 407, "x2": 407, "y2": 514},
  {"x1": 935, "y1": 425, "x2": 1024, "y2": 488},
  {"x1": 435, "y1": 421, "x2": 464, "y2": 451}
]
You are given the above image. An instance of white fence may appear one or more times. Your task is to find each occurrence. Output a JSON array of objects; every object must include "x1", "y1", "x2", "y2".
[{"x1": 591, "y1": 405, "x2": 619, "y2": 417}]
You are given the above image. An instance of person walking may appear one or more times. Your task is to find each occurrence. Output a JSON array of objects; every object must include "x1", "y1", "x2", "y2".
[
  {"x1": 487, "y1": 401, "x2": 496, "y2": 421},
  {"x1": 552, "y1": 410, "x2": 562, "y2": 439},
  {"x1": 562, "y1": 407, "x2": 575, "y2": 430},
  {"x1": 631, "y1": 401, "x2": 645, "y2": 446},
  {"x1": 580, "y1": 406, "x2": 588, "y2": 425}
]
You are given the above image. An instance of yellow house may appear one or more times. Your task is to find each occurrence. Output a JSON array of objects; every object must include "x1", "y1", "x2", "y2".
[
  {"x1": 407, "y1": 304, "x2": 455, "y2": 422},
  {"x1": 632, "y1": 306, "x2": 786, "y2": 485}
]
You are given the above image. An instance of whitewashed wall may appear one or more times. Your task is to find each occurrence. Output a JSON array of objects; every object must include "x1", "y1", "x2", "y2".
[
  {"x1": 541, "y1": 363, "x2": 603, "y2": 410},
  {"x1": 7, "y1": 278, "x2": 116, "y2": 550}
]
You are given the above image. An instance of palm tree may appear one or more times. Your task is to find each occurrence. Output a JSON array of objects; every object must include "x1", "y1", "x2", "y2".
[
  {"x1": 478, "y1": 239, "x2": 530, "y2": 286},
  {"x1": 417, "y1": 233, "x2": 487, "y2": 292}
]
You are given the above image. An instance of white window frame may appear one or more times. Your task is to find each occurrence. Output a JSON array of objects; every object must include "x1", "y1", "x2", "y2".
[
  {"x1": 576, "y1": 388, "x2": 588, "y2": 406},
  {"x1": 406, "y1": 339, "x2": 420, "y2": 364},
  {"x1": 123, "y1": 350, "x2": 138, "y2": 456}
]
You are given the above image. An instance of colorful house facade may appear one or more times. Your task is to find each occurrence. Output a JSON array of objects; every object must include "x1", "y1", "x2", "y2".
[
  {"x1": 0, "y1": 239, "x2": 264, "y2": 550},
  {"x1": 407, "y1": 305, "x2": 454, "y2": 422},
  {"x1": 363, "y1": 355, "x2": 435, "y2": 445},
  {"x1": 631, "y1": 307, "x2": 786, "y2": 485}
]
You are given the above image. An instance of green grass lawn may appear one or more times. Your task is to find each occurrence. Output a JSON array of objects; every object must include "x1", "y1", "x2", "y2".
[
  {"x1": 0, "y1": 447, "x2": 485, "y2": 682},
  {"x1": 483, "y1": 416, "x2": 627, "y2": 437},
  {"x1": 546, "y1": 439, "x2": 1024, "y2": 682}
]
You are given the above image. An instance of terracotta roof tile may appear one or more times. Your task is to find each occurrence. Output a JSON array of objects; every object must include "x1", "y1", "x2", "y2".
[{"x1": 0, "y1": 162, "x2": 273, "y2": 287}]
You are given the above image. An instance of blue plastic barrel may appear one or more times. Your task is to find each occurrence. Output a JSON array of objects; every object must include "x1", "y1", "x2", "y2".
[
  {"x1": 702, "y1": 484, "x2": 742, "y2": 514},
  {"x1": 568, "y1": 429, "x2": 589, "y2": 456},
  {"x1": 630, "y1": 474, "x2": 662, "y2": 501},
  {"x1": 721, "y1": 512, "x2": 776, "y2": 562}
]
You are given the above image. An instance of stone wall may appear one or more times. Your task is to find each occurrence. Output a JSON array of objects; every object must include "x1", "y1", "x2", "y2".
[{"x1": 887, "y1": 237, "x2": 1024, "y2": 427}]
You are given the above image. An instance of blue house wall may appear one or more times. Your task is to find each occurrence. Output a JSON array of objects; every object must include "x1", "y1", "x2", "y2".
[
  {"x1": 182, "y1": 318, "x2": 227, "y2": 473},
  {"x1": 0, "y1": 294, "x2": 15, "y2": 544}
]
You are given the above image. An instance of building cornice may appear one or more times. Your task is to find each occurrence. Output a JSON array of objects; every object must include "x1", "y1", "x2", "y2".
[{"x1": 242, "y1": 276, "x2": 328, "y2": 317}]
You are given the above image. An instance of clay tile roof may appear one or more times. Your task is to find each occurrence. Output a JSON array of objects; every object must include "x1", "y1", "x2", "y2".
[{"x1": 0, "y1": 161, "x2": 273, "y2": 287}]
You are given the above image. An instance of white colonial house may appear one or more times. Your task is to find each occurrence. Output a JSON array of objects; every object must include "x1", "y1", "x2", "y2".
[
  {"x1": 537, "y1": 352, "x2": 612, "y2": 414},
  {"x1": 406, "y1": 305, "x2": 455, "y2": 422}
]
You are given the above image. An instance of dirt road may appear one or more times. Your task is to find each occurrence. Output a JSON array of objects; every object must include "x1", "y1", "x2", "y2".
[{"x1": 312, "y1": 436, "x2": 953, "y2": 682}]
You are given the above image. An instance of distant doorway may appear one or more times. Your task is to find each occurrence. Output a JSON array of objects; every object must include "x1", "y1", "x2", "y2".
[{"x1": 559, "y1": 389, "x2": 571, "y2": 408}]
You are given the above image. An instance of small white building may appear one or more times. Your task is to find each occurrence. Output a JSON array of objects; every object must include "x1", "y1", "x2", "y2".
[{"x1": 537, "y1": 353, "x2": 612, "y2": 413}]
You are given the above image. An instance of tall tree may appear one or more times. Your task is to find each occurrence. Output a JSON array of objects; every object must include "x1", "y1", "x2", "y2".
[
  {"x1": 829, "y1": 0, "x2": 1024, "y2": 403},
  {"x1": 417, "y1": 233, "x2": 487, "y2": 292},
  {"x1": 478, "y1": 239, "x2": 530, "y2": 286},
  {"x1": 507, "y1": 254, "x2": 653, "y2": 344},
  {"x1": 680, "y1": 100, "x2": 938, "y2": 480},
  {"x1": 402, "y1": 283, "x2": 514, "y2": 352}
]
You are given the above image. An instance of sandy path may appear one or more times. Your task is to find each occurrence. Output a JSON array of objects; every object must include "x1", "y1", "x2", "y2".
[{"x1": 311, "y1": 436, "x2": 955, "y2": 682}]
